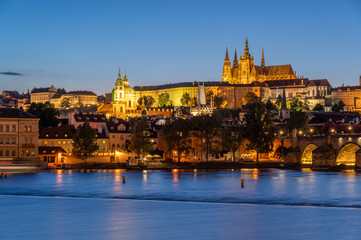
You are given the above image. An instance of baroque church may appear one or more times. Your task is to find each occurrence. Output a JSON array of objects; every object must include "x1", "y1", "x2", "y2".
[
  {"x1": 111, "y1": 70, "x2": 138, "y2": 119},
  {"x1": 222, "y1": 38, "x2": 297, "y2": 84}
]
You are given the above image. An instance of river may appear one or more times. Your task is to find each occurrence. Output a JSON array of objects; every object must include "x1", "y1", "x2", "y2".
[{"x1": 1, "y1": 169, "x2": 361, "y2": 239}]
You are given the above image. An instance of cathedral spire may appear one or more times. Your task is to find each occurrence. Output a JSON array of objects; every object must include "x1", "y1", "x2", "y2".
[
  {"x1": 243, "y1": 37, "x2": 250, "y2": 59},
  {"x1": 261, "y1": 48, "x2": 265, "y2": 67},
  {"x1": 225, "y1": 47, "x2": 229, "y2": 60},
  {"x1": 232, "y1": 49, "x2": 238, "y2": 68}
]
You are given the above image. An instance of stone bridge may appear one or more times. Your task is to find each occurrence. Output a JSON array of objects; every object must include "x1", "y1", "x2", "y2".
[{"x1": 284, "y1": 133, "x2": 361, "y2": 168}]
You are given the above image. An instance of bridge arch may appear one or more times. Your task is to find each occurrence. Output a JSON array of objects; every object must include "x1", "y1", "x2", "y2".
[
  {"x1": 336, "y1": 143, "x2": 361, "y2": 166},
  {"x1": 301, "y1": 144, "x2": 318, "y2": 165}
]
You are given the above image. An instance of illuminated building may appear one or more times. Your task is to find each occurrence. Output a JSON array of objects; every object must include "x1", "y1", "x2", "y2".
[
  {"x1": 0, "y1": 108, "x2": 39, "y2": 162},
  {"x1": 332, "y1": 77, "x2": 361, "y2": 111},
  {"x1": 222, "y1": 38, "x2": 297, "y2": 84}
]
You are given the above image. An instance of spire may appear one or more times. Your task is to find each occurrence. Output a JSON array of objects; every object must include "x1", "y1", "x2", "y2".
[
  {"x1": 123, "y1": 69, "x2": 128, "y2": 82},
  {"x1": 116, "y1": 68, "x2": 122, "y2": 86},
  {"x1": 261, "y1": 48, "x2": 265, "y2": 67},
  {"x1": 243, "y1": 37, "x2": 250, "y2": 59},
  {"x1": 225, "y1": 47, "x2": 229, "y2": 60},
  {"x1": 232, "y1": 49, "x2": 238, "y2": 68}
]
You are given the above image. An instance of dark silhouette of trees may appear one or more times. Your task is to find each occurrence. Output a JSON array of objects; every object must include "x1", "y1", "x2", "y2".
[
  {"x1": 27, "y1": 102, "x2": 60, "y2": 127},
  {"x1": 72, "y1": 122, "x2": 99, "y2": 162}
]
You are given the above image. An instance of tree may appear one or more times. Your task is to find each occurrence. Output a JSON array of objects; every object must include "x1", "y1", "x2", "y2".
[
  {"x1": 243, "y1": 92, "x2": 259, "y2": 105},
  {"x1": 191, "y1": 114, "x2": 222, "y2": 161},
  {"x1": 180, "y1": 93, "x2": 191, "y2": 107},
  {"x1": 27, "y1": 102, "x2": 60, "y2": 127},
  {"x1": 222, "y1": 125, "x2": 244, "y2": 161},
  {"x1": 287, "y1": 110, "x2": 308, "y2": 134},
  {"x1": 158, "y1": 92, "x2": 170, "y2": 106},
  {"x1": 244, "y1": 101, "x2": 277, "y2": 163},
  {"x1": 289, "y1": 97, "x2": 304, "y2": 111},
  {"x1": 214, "y1": 95, "x2": 224, "y2": 108},
  {"x1": 275, "y1": 95, "x2": 283, "y2": 109},
  {"x1": 162, "y1": 118, "x2": 192, "y2": 162},
  {"x1": 60, "y1": 98, "x2": 71, "y2": 109},
  {"x1": 138, "y1": 95, "x2": 155, "y2": 107},
  {"x1": 332, "y1": 101, "x2": 345, "y2": 112},
  {"x1": 266, "y1": 99, "x2": 276, "y2": 111},
  {"x1": 72, "y1": 122, "x2": 99, "y2": 162},
  {"x1": 129, "y1": 117, "x2": 152, "y2": 159},
  {"x1": 312, "y1": 103, "x2": 324, "y2": 112}
]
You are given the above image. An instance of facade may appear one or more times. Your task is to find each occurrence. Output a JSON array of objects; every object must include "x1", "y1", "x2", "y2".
[
  {"x1": 112, "y1": 70, "x2": 138, "y2": 119},
  {"x1": 51, "y1": 91, "x2": 97, "y2": 109},
  {"x1": 222, "y1": 39, "x2": 297, "y2": 84},
  {"x1": 30, "y1": 85, "x2": 58, "y2": 104},
  {"x1": 0, "y1": 108, "x2": 39, "y2": 162},
  {"x1": 332, "y1": 85, "x2": 361, "y2": 112}
]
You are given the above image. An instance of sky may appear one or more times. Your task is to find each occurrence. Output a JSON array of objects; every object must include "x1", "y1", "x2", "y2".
[{"x1": 0, "y1": 0, "x2": 361, "y2": 95}]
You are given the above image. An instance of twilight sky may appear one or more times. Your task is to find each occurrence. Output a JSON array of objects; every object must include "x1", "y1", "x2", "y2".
[{"x1": 0, "y1": 0, "x2": 361, "y2": 95}]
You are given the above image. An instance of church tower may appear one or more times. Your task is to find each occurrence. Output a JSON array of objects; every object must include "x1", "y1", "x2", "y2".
[
  {"x1": 238, "y1": 38, "x2": 256, "y2": 84},
  {"x1": 222, "y1": 48, "x2": 232, "y2": 83},
  {"x1": 231, "y1": 49, "x2": 239, "y2": 83},
  {"x1": 113, "y1": 69, "x2": 126, "y2": 118}
]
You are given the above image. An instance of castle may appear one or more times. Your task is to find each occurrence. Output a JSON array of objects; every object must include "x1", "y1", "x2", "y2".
[{"x1": 222, "y1": 38, "x2": 297, "y2": 84}]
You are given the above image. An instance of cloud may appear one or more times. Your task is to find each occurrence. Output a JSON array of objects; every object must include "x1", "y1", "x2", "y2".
[{"x1": 0, "y1": 71, "x2": 23, "y2": 76}]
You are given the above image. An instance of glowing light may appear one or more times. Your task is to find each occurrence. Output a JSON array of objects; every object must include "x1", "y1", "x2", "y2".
[
  {"x1": 172, "y1": 169, "x2": 179, "y2": 173},
  {"x1": 279, "y1": 130, "x2": 284, "y2": 135},
  {"x1": 331, "y1": 129, "x2": 335, "y2": 133},
  {"x1": 299, "y1": 130, "x2": 303, "y2": 135}
]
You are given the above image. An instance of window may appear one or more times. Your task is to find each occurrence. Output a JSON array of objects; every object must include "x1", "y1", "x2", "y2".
[
  {"x1": 28, "y1": 126, "x2": 32, "y2": 132},
  {"x1": 0, "y1": 150, "x2": 2, "y2": 156},
  {"x1": 26, "y1": 151, "x2": 30, "y2": 156},
  {"x1": 31, "y1": 151, "x2": 35, "y2": 156},
  {"x1": 5, "y1": 150, "x2": 9, "y2": 156},
  {"x1": 21, "y1": 151, "x2": 24, "y2": 156},
  {"x1": 0, "y1": 125, "x2": 3, "y2": 132},
  {"x1": 12, "y1": 125, "x2": 16, "y2": 132},
  {"x1": 5, "y1": 125, "x2": 9, "y2": 132},
  {"x1": 25, "y1": 137, "x2": 28, "y2": 144},
  {"x1": 0, "y1": 137, "x2": 3, "y2": 144},
  {"x1": 11, "y1": 137, "x2": 16, "y2": 144},
  {"x1": 29, "y1": 137, "x2": 32, "y2": 144},
  {"x1": 24, "y1": 125, "x2": 28, "y2": 132},
  {"x1": 12, "y1": 150, "x2": 15, "y2": 156},
  {"x1": 5, "y1": 137, "x2": 10, "y2": 144}
]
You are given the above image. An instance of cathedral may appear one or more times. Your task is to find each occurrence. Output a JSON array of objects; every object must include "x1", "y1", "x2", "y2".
[{"x1": 222, "y1": 38, "x2": 297, "y2": 84}]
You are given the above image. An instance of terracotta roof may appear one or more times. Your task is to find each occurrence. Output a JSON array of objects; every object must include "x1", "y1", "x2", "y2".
[
  {"x1": 333, "y1": 86, "x2": 361, "y2": 91},
  {"x1": 106, "y1": 119, "x2": 130, "y2": 133},
  {"x1": 39, "y1": 125, "x2": 76, "y2": 139},
  {"x1": 307, "y1": 79, "x2": 331, "y2": 87},
  {"x1": 97, "y1": 104, "x2": 113, "y2": 114},
  {"x1": 0, "y1": 108, "x2": 38, "y2": 119},
  {"x1": 264, "y1": 79, "x2": 309, "y2": 87},
  {"x1": 74, "y1": 113, "x2": 106, "y2": 122},
  {"x1": 255, "y1": 64, "x2": 295, "y2": 75}
]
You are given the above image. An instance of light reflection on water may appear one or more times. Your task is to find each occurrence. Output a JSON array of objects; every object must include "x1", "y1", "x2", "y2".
[{"x1": 2, "y1": 169, "x2": 361, "y2": 207}]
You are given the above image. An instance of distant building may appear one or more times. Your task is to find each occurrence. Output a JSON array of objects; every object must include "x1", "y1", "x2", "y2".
[
  {"x1": 0, "y1": 108, "x2": 39, "y2": 162},
  {"x1": 222, "y1": 38, "x2": 297, "y2": 84},
  {"x1": 30, "y1": 85, "x2": 58, "y2": 104},
  {"x1": 332, "y1": 77, "x2": 361, "y2": 111}
]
